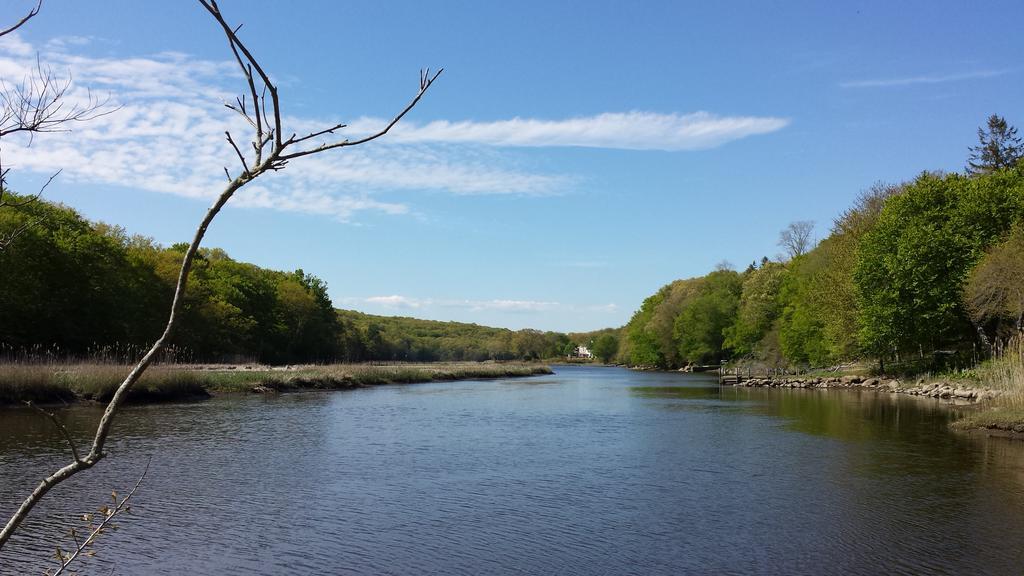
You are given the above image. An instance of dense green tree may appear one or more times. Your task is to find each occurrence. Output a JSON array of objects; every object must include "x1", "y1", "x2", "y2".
[
  {"x1": 0, "y1": 198, "x2": 164, "y2": 353},
  {"x1": 618, "y1": 278, "x2": 718, "y2": 369},
  {"x1": 674, "y1": 270, "x2": 742, "y2": 365},
  {"x1": 774, "y1": 186, "x2": 899, "y2": 367},
  {"x1": 724, "y1": 261, "x2": 786, "y2": 357},
  {"x1": 649, "y1": 279, "x2": 705, "y2": 367},
  {"x1": 591, "y1": 333, "x2": 619, "y2": 363},
  {"x1": 813, "y1": 184, "x2": 900, "y2": 360},
  {"x1": 621, "y1": 288, "x2": 668, "y2": 367},
  {"x1": 855, "y1": 169, "x2": 1024, "y2": 358},
  {"x1": 777, "y1": 254, "x2": 831, "y2": 366}
]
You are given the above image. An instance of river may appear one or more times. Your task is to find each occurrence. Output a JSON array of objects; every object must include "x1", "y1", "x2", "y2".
[{"x1": 1, "y1": 365, "x2": 1023, "y2": 575}]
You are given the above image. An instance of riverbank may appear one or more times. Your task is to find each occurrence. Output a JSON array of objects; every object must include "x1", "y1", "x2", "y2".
[
  {"x1": 724, "y1": 373, "x2": 1024, "y2": 434},
  {"x1": 0, "y1": 362, "x2": 553, "y2": 406}
]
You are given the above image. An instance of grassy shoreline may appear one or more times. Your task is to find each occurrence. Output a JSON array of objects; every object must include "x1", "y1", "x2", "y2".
[
  {"x1": 949, "y1": 340, "x2": 1024, "y2": 434},
  {"x1": 0, "y1": 362, "x2": 553, "y2": 406}
]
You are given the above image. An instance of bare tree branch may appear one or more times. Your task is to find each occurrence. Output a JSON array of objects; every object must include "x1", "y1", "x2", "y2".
[
  {"x1": 0, "y1": 0, "x2": 441, "y2": 551},
  {"x1": 0, "y1": 0, "x2": 41, "y2": 38},
  {"x1": 0, "y1": 165, "x2": 60, "y2": 251},
  {"x1": 198, "y1": 0, "x2": 282, "y2": 148},
  {"x1": 0, "y1": 57, "x2": 117, "y2": 139},
  {"x1": 778, "y1": 220, "x2": 815, "y2": 260},
  {"x1": 279, "y1": 68, "x2": 442, "y2": 161},
  {"x1": 224, "y1": 131, "x2": 250, "y2": 177},
  {"x1": 287, "y1": 122, "x2": 347, "y2": 146},
  {"x1": 51, "y1": 458, "x2": 151, "y2": 575},
  {"x1": 24, "y1": 401, "x2": 81, "y2": 464}
]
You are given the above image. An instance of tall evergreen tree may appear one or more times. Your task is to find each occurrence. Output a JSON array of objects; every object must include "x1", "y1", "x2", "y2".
[{"x1": 967, "y1": 114, "x2": 1023, "y2": 175}]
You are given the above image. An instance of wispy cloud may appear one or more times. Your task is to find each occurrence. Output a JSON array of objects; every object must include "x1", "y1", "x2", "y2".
[
  {"x1": 364, "y1": 295, "x2": 424, "y2": 309},
  {"x1": 0, "y1": 32, "x2": 788, "y2": 221},
  {"x1": 0, "y1": 33, "x2": 569, "y2": 220},
  {"x1": 840, "y1": 69, "x2": 1009, "y2": 89},
  {"x1": 345, "y1": 111, "x2": 789, "y2": 151}
]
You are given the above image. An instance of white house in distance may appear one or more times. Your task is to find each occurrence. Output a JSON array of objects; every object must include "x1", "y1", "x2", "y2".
[{"x1": 572, "y1": 345, "x2": 593, "y2": 359}]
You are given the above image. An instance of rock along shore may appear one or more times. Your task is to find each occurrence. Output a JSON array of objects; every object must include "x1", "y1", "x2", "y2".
[{"x1": 726, "y1": 374, "x2": 1002, "y2": 404}]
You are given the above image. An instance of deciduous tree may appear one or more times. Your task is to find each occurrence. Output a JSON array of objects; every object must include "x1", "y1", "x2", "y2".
[
  {"x1": 964, "y1": 225, "x2": 1024, "y2": 338},
  {"x1": 778, "y1": 220, "x2": 815, "y2": 260},
  {"x1": 591, "y1": 333, "x2": 619, "y2": 363}
]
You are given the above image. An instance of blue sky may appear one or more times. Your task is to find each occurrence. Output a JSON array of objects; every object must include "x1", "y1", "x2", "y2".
[{"x1": 3, "y1": 0, "x2": 1022, "y2": 332}]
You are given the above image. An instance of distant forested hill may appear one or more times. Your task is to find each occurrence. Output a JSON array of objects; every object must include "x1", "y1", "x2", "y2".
[{"x1": 0, "y1": 195, "x2": 572, "y2": 364}]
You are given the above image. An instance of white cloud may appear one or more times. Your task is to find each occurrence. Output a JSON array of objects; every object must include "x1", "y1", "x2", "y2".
[
  {"x1": 840, "y1": 69, "x2": 1008, "y2": 89},
  {"x1": 0, "y1": 32, "x2": 33, "y2": 57},
  {"x1": 0, "y1": 32, "x2": 787, "y2": 222},
  {"x1": 0, "y1": 35, "x2": 569, "y2": 220},
  {"x1": 44, "y1": 35, "x2": 98, "y2": 51},
  {"x1": 345, "y1": 111, "x2": 789, "y2": 151},
  {"x1": 364, "y1": 295, "x2": 424, "y2": 309}
]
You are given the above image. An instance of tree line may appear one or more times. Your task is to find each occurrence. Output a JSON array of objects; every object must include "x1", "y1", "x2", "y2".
[
  {"x1": 3, "y1": 115, "x2": 1020, "y2": 371},
  {"x1": 611, "y1": 114, "x2": 1024, "y2": 373},
  {"x1": 0, "y1": 195, "x2": 571, "y2": 364}
]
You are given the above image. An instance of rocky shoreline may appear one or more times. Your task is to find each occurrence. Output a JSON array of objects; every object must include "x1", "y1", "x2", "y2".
[{"x1": 726, "y1": 374, "x2": 1003, "y2": 404}]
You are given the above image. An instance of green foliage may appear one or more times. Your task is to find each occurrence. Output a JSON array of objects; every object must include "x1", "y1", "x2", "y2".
[
  {"x1": 964, "y1": 224, "x2": 1024, "y2": 337},
  {"x1": 777, "y1": 254, "x2": 831, "y2": 366},
  {"x1": 618, "y1": 272, "x2": 741, "y2": 369},
  {"x1": 335, "y1": 310, "x2": 569, "y2": 362},
  {"x1": 590, "y1": 333, "x2": 619, "y2": 363},
  {"x1": 673, "y1": 270, "x2": 742, "y2": 365},
  {"x1": 609, "y1": 129, "x2": 1024, "y2": 374},
  {"x1": 622, "y1": 288, "x2": 668, "y2": 367},
  {"x1": 0, "y1": 195, "x2": 564, "y2": 364},
  {"x1": 855, "y1": 169, "x2": 1024, "y2": 357},
  {"x1": 724, "y1": 261, "x2": 786, "y2": 357},
  {"x1": 0, "y1": 196, "x2": 167, "y2": 351}
]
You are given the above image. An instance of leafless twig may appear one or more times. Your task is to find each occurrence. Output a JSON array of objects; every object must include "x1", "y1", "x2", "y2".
[
  {"x1": 24, "y1": 401, "x2": 81, "y2": 463},
  {"x1": 0, "y1": 168, "x2": 58, "y2": 250},
  {"x1": 0, "y1": 56, "x2": 116, "y2": 140},
  {"x1": 0, "y1": 0, "x2": 441, "y2": 551},
  {"x1": 0, "y1": 0, "x2": 41, "y2": 38},
  {"x1": 50, "y1": 458, "x2": 151, "y2": 576}
]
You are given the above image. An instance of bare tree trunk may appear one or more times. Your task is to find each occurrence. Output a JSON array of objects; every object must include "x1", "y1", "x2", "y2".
[{"x1": 0, "y1": 0, "x2": 440, "y2": 552}]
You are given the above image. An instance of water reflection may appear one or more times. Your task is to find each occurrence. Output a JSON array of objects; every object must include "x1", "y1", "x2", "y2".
[{"x1": 1, "y1": 366, "x2": 1023, "y2": 575}]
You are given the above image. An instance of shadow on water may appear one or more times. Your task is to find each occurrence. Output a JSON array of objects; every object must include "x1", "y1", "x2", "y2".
[{"x1": 632, "y1": 378, "x2": 1024, "y2": 481}]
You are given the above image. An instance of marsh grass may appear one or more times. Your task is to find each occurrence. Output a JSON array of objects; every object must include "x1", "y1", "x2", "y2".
[
  {"x1": 0, "y1": 362, "x2": 552, "y2": 405},
  {"x1": 0, "y1": 364, "x2": 210, "y2": 405},
  {"x1": 0, "y1": 364, "x2": 77, "y2": 405},
  {"x1": 197, "y1": 363, "x2": 552, "y2": 393},
  {"x1": 952, "y1": 338, "x2": 1024, "y2": 432}
]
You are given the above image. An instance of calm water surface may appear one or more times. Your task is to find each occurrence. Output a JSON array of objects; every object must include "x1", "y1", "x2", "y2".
[{"x1": 1, "y1": 365, "x2": 1024, "y2": 575}]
